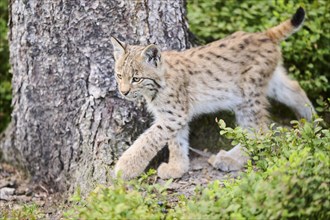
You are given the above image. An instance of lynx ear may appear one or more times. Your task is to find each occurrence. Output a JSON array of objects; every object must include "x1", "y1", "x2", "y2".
[
  {"x1": 110, "y1": 36, "x2": 126, "y2": 60},
  {"x1": 141, "y1": 44, "x2": 161, "y2": 68}
]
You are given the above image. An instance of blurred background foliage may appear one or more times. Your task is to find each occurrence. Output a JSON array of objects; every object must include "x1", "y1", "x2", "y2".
[
  {"x1": 187, "y1": 0, "x2": 330, "y2": 101},
  {"x1": 0, "y1": 0, "x2": 11, "y2": 132}
]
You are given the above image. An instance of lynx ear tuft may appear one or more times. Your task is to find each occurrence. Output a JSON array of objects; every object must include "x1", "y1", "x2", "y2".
[
  {"x1": 141, "y1": 44, "x2": 161, "y2": 68},
  {"x1": 110, "y1": 36, "x2": 126, "y2": 60}
]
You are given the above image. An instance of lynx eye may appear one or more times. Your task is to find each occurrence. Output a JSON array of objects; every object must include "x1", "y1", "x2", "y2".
[
  {"x1": 117, "y1": 74, "x2": 122, "y2": 79},
  {"x1": 132, "y1": 77, "x2": 142, "y2": 83}
]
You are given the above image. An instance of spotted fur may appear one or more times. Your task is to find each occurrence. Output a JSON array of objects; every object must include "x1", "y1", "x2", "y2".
[{"x1": 111, "y1": 7, "x2": 314, "y2": 180}]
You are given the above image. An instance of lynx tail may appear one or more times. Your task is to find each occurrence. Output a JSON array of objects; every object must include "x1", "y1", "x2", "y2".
[{"x1": 265, "y1": 7, "x2": 305, "y2": 42}]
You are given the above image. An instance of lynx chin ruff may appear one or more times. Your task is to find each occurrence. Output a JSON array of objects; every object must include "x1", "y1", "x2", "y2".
[{"x1": 111, "y1": 7, "x2": 314, "y2": 180}]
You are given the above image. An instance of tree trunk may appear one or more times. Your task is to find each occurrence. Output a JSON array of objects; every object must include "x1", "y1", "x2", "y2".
[{"x1": 0, "y1": 0, "x2": 193, "y2": 192}]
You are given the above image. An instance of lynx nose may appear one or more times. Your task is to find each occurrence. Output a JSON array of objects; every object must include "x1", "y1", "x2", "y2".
[{"x1": 121, "y1": 90, "x2": 130, "y2": 96}]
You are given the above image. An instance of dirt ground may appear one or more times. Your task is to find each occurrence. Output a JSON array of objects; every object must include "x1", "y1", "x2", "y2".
[
  {"x1": 0, "y1": 151, "x2": 240, "y2": 219},
  {"x1": 156, "y1": 153, "x2": 241, "y2": 198}
]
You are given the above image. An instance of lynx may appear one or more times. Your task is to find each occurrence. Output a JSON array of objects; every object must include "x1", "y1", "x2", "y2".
[{"x1": 111, "y1": 7, "x2": 314, "y2": 180}]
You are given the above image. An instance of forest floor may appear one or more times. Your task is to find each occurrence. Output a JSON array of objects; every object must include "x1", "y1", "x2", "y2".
[
  {"x1": 0, "y1": 162, "x2": 64, "y2": 219},
  {"x1": 156, "y1": 152, "x2": 241, "y2": 199},
  {"x1": 0, "y1": 151, "x2": 240, "y2": 219}
]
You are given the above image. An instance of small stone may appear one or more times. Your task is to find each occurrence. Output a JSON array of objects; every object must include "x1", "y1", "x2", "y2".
[
  {"x1": 15, "y1": 186, "x2": 31, "y2": 196},
  {"x1": 0, "y1": 178, "x2": 16, "y2": 189},
  {"x1": 191, "y1": 164, "x2": 203, "y2": 171},
  {"x1": 0, "y1": 187, "x2": 15, "y2": 201},
  {"x1": 25, "y1": 188, "x2": 33, "y2": 196},
  {"x1": 16, "y1": 195, "x2": 32, "y2": 202},
  {"x1": 34, "y1": 200, "x2": 46, "y2": 207}
]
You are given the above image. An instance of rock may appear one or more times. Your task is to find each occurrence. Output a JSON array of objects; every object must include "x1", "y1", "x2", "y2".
[
  {"x1": 191, "y1": 164, "x2": 203, "y2": 171},
  {"x1": 16, "y1": 195, "x2": 32, "y2": 202},
  {"x1": 15, "y1": 186, "x2": 30, "y2": 195},
  {"x1": 0, "y1": 187, "x2": 15, "y2": 201},
  {"x1": 0, "y1": 178, "x2": 14, "y2": 188}
]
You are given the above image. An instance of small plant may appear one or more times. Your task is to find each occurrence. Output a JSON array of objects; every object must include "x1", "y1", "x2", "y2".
[
  {"x1": 1, "y1": 203, "x2": 45, "y2": 220},
  {"x1": 64, "y1": 169, "x2": 175, "y2": 219}
]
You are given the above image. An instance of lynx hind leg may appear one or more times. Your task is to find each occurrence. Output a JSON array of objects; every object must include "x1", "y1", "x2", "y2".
[
  {"x1": 211, "y1": 95, "x2": 270, "y2": 172},
  {"x1": 267, "y1": 65, "x2": 315, "y2": 121},
  {"x1": 157, "y1": 126, "x2": 190, "y2": 179}
]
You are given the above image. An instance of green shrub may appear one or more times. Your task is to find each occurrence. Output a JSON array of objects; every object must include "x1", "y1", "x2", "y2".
[
  {"x1": 175, "y1": 118, "x2": 330, "y2": 219},
  {"x1": 65, "y1": 117, "x2": 330, "y2": 219},
  {"x1": 187, "y1": 0, "x2": 330, "y2": 99},
  {"x1": 0, "y1": 0, "x2": 11, "y2": 132},
  {"x1": 64, "y1": 170, "x2": 172, "y2": 219}
]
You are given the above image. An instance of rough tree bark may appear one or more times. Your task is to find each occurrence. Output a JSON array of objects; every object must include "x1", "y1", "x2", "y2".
[{"x1": 0, "y1": 0, "x2": 193, "y2": 192}]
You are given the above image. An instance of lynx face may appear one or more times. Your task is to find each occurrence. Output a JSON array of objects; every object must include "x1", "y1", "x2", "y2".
[
  {"x1": 114, "y1": 62, "x2": 145, "y2": 100},
  {"x1": 111, "y1": 39, "x2": 164, "y2": 101}
]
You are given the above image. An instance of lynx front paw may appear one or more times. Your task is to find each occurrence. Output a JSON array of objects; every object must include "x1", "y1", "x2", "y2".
[
  {"x1": 208, "y1": 150, "x2": 245, "y2": 172},
  {"x1": 114, "y1": 154, "x2": 147, "y2": 180},
  {"x1": 157, "y1": 162, "x2": 189, "y2": 179}
]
